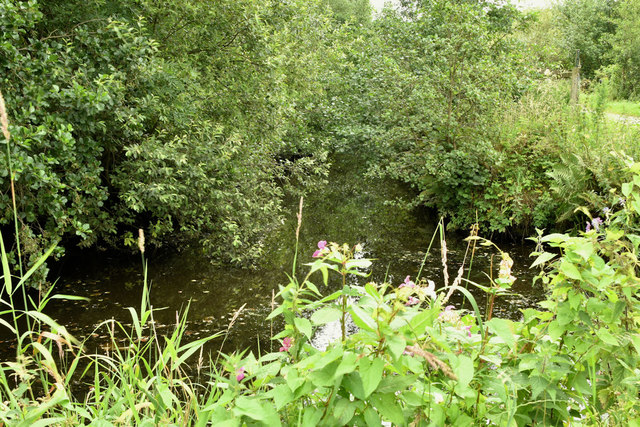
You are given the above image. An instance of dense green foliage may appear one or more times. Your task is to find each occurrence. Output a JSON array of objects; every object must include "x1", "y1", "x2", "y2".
[
  {"x1": 553, "y1": 0, "x2": 617, "y2": 78},
  {"x1": 606, "y1": 0, "x2": 640, "y2": 99},
  {"x1": 2, "y1": 165, "x2": 640, "y2": 424},
  {"x1": 2, "y1": 0, "x2": 640, "y2": 423},
  {"x1": 2, "y1": 0, "x2": 640, "y2": 279},
  {"x1": 0, "y1": 0, "x2": 334, "y2": 272},
  {"x1": 549, "y1": 0, "x2": 640, "y2": 99}
]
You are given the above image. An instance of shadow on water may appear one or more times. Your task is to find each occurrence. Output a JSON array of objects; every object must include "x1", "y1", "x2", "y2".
[{"x1": 1, "y1": 157, "x2": 545, "y2": 364}]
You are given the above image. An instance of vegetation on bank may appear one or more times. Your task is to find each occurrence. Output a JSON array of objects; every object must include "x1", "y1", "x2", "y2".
[
  {"x1": 1, "y1": 165, "x2": 640, "y2": 425},
  {"x1": 1, "y1": 0, "x2": 640, "y2": 423}
]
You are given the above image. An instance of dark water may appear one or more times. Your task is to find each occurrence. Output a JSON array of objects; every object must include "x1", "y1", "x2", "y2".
[{"x1": 11, "y1": 161, "x2": 544, "y2": 360}]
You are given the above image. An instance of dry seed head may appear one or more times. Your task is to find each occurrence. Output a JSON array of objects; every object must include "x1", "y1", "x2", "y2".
[
  {"x1": 440, "y1": 238, "x2": 449, "y2": 288},
  {"x1": 0, "y1": 90, "x2": 9, "y2": 142},
  {"x1": 138, "y1": 229, "x2": 145, "y2": 253},
  {"x1": 405, "y1": 344, "x2": 457, "y2": 380},
  {"x1": 296, "y1": 196, "x2": 304, "y2": 240},
  {"x1": 227, "y1": 303, "x2": 247, "y2": 331}
]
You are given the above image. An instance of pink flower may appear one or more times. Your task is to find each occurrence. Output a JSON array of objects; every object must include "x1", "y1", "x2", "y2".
[
  {"x1": 464, "y1": 325, "x2": 472, "y2": 337},
  {"x1": 236, "y1": 367, "x2": 245, "y2": 381},
  {"x1": 399, "y1": 275, "x2": 415, "y2": 288},
  {"x1": 439, "y1": 305, "x2": 456, "y2": 320},
  {"x1": 406, "y1": 296, "x2": 419, "y2": 306},
  {"x1": 312, "y1": 240, "x2": 329, "y2": 258},
  {"x1": 279, "y1": 337, "x2": 293, "y2": 352}
]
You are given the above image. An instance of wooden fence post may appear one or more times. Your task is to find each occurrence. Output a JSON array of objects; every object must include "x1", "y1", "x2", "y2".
[{"x1": 570, "y1": 50, "x2": 581, "y2": 105}]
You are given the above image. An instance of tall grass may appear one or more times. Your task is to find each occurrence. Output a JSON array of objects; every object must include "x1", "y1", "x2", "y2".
[{"x1": 0, "y1": 91, "x2": 224, "y2": 425}]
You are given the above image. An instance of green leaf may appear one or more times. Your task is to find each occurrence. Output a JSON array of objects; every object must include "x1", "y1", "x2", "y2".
[
  {"x1": 364, "y1": 282, "x2": 381, "y2": 300},
  {"x1": 311, "y1": 307, "x2": 342, "y2": 326},
  {"x1": 402, "y1": 306, "x2": 437, "y2": 335},
  {"x1": 363, "y1": 407, "x2": 381, "y2": 427},
  {"x1": 286, "y1": 368, "x2": 305, "y2": 393},
  {"x1": 595, "y1": 327, "x2": 618, "y2": 346},
  {"x1": 349, "y1": 305, "x2": 376, "y2": 332},
  {"x1": 15, "y1": 242, "x2": 57, "y2": 293},
  {"x1": 630, "y1": 334, "x2": 640, "y2": 353},
  {"x1": 359, "y1": 357, "x2": 384, "y2": 398},
  {"x1": 335, "y1": 351, "x2": 358, "y2": 377},
  {"x1": 487, "y1": 318, "x2": 517, "y2": 350},
  {"x1": 451, "y1": 355, "x2": 474, "y2": 397},
  {"x1": 334, "y1": 398, "x2": 356, "y2": 425},
  {"x1": 559, "y1": 260, "x2": 582, "y2": 281},
  {"x1": 18, "y1": 387, "x2": 69, "y2": 426},
  {"x1": 345, "y1": 258, "x2": 372, "y2": 270},
  {"x1": 266, "y1": 305, "x2": 284, "y2": 320},
  {"x1": 294, "y1": 317, "x2": 313, "y2": 339},
  {"x1": 0, "y1": 232, "x2": 12, "y2": 295},
  {"x1": 622, "y1": 182, "x2": 633, "y2": 197},
  {"x1": 271, "y1": 384, "x2": 294, "y2": 410},
  {"x1": 309, "y1": 360, "x2": 341, "y2": 388},
  {"x1": 233, "y1": 397, "x2": 281, "y2": 426},
  {"x1": 302, "y1": 407, "x2": 323, "y2": 427},
  {"x1": 571, "y1": 240, "x2": 594, "y2": 261},
  {"x1": 376, "y1": 374, "x2": 418, "y2": 394},
  {"x1": 385, "y1": 334, "x2": 406, "y2": 361},
  {"x1": 370, "y1": 393, "x2": 404, "y2": 425},
  {"x1": 548, "y1": 320, "x2": 565, "y2": 340},
  {"x1": 540, "y1": 233, "x2": 568, "y2": 243},
  {"x1": 342, "y1": 373, "x2": 366, "y2": 400},
  {"x1": 529, "y1": 375, "x2": 550, "y2": 399},
  {"x1": 530, "y1": 251, "x2": 556, "y2": 268}
]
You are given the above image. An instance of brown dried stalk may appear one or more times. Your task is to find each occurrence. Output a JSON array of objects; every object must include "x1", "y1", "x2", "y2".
[
  {"x1": 295, "y1": 196, "x2": 304, "y2": 240},
  {"x1": 0, "y1": 90, "x2": 9, "y2": 142},
  {"x1": 405, "y1": 344, "x2": 458, "y2": 380}
]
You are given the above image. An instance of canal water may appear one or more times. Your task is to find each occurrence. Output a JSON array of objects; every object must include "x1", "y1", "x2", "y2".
[{"x1": 29, "y1": 161, "x2": 543, "y2": 359}]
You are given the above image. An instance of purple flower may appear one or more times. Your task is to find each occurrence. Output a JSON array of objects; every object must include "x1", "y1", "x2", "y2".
[
  {"x1": 279, "y1": 337, "x2": 293, "y2": 352},
  {"x1": 405, "y1": 296, "x2": 419, "y2": 306},
  {"x1": 236, "y1": 367, "x2": 245, "y2": 381},
  {"x1": 585, "y1": 221, "x2": 591, "y2": 232},
  {"x1": 619, "y1": 198, "x2": 626, "y2": 207},
  {"x1": 399, "y1": 275, "x2": 415, "y2": 288},
  {"x1": 591, "y1": 217, "x2": 603, "y2": 231},
  {"x1": 602, "y1": 207, "x2": 610, "y2": 215},
  {"x1": 312, "y1": 240, "x2": 329, "y2": 258}
]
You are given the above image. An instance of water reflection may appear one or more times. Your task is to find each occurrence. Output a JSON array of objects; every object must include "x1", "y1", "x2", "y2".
[{"x1": 40, "y1": 161, "x2": 543, "y2": 360}]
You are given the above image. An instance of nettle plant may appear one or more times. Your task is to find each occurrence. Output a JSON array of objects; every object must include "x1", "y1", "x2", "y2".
[
  {"x1": 209, "y1": 165, "x2": 640, "y2": 426},
  {"x1": 210, "y1": 240, "x2": 482, "y2": 426},
  {"x1": 211, "y1": 238, "x2": 544, "y2": 425}
]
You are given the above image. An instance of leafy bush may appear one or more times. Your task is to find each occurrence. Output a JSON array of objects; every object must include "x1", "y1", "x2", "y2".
[{"x1": 0, "y1": 0, "x2": 333, "y2": 279}]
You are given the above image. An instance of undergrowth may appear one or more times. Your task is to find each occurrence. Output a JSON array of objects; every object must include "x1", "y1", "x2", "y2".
[{"x1": 1, "y1": 161, "x2": 640, "y2": 424}]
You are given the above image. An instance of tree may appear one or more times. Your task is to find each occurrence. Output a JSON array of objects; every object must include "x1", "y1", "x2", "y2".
[
  {"x1": 367, "y1": 0, "x2": 531, "y2": 231},
  {"x1": 606, "y1": 0, "x2": 640, "y2": 99},
  {"x1": 0, "y1": 0, "x2": 341, "y2": 283},
  {"x1": 554, "y1": 0, "x2": 618, "y2": 78},
  {"x1": 321, "y1": 0, "x2": 372, "y2": 25}
]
